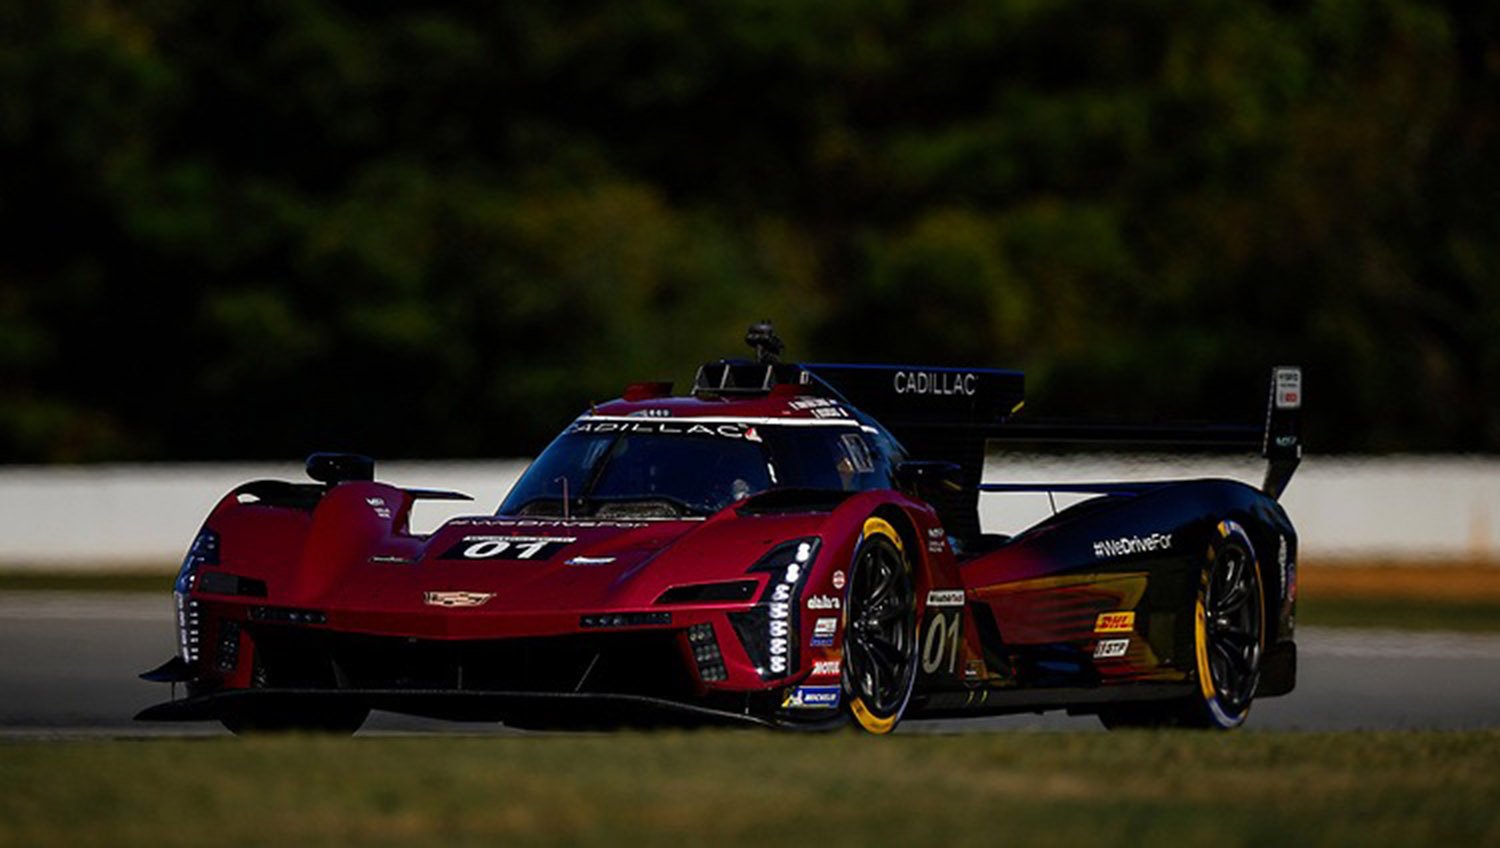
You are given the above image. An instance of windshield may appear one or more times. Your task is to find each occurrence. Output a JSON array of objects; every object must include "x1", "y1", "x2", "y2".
[{"x1": 499, "y1": 419, "x2": 894, "y2": 518}]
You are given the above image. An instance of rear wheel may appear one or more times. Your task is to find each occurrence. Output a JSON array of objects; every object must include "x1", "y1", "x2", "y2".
[
  {"x1": 842, "y1": 518, "x2": 919, "y2": 735},
  {"x1": 1099, "y1": 521, "x2": 1264, "y2": 730}
]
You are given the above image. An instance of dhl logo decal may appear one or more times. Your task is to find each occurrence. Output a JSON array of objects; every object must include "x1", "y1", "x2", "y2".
[{"x1": 1095, "y1": 611, "x2": 1136, "y2": 633}]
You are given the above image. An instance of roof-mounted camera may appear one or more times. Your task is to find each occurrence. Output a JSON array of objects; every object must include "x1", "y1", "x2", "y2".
[{"x1": 745, "y1": 320, "x2": 784, "y2": 365}]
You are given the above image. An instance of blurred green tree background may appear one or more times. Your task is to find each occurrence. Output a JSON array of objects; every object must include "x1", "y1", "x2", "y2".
[{"x1": 1, "y1": 0, "x2": 1496, "y2": 460}]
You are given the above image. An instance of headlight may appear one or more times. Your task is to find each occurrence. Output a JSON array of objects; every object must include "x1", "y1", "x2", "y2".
[
  {"x1": 173, "y1": 528, "x2": 219, "y2": 663},
  {"x1": 727, "y1": 537, "x2": 821, "y2": 680},
  {"x1": 174, "y1": 528, "x2": 220, "y2": 593}
]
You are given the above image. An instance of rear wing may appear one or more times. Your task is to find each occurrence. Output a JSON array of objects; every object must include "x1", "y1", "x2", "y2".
[
  {"x1": 805, "y1": 363, "x2": 1302, "y2": 538},
  {"x1": 984, "y1": 367, "x2": 1303, "y2": 497}
]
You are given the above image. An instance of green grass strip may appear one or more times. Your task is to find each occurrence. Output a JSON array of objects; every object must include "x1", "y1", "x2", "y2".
[{"x1": 0, "y1": 731, "x2": 1495, "y2": 847}]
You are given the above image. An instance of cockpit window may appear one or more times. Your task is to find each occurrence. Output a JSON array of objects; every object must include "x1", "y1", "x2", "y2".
[{"x1": 499, "y1": 419, "x2": 896, "y2": 518}]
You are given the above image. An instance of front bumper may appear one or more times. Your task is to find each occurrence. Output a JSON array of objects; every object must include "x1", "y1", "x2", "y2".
[{"x1": 134, "y1": 687, "x2": 777, "y2": 729}]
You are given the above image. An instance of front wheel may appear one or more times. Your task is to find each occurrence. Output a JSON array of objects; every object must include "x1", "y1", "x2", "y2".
[
  {"x1": 842, "y1": 517, "x2": 919, "y2": 735},
  {"x1": 1099, "y1": 520, "x2": 1264, "y2": 730}
]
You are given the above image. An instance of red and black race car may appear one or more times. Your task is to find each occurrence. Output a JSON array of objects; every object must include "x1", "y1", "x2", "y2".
[{"x1": 139, "y1": 323, "x2": 1301, "y2": 734}]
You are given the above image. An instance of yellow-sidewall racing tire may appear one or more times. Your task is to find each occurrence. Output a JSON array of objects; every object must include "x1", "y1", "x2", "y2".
[
  {"x1": 843, "y1": 517, "x2": 919, "y2": 735},
  {"x1": 1098, "y1": 520, "x2": 1265, "y2": 730}
]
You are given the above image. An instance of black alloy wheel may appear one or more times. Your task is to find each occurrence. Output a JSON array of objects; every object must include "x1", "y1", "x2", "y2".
[
  {"x1": 1098, "y1": 522, "x2": 1264, "y2": 730},
  {"x1": 1201, "y1": 534, "x2": 1264, "y2": 720},
  {"x1": 843, "y1": 524, "x2": 918, "y2": 734}
]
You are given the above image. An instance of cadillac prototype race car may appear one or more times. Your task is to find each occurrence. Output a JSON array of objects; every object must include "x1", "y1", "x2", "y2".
[{"x1": 139, "y1": 324, "x2": 1302, "y2": 734}]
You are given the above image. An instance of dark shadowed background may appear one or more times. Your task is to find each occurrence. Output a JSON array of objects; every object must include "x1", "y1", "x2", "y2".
[{"x1": 2, "y1": 1, "x2": 1497, "y2": 462}]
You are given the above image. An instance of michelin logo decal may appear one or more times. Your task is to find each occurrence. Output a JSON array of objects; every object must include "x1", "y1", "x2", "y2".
[{"x1": 783, "y1": 685, "x2": 841, "y2": 709}]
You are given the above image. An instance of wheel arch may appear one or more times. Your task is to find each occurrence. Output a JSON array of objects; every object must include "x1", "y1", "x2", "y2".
[{"x1": 865, "y1": 503, "x2": 930, "y2": 599}]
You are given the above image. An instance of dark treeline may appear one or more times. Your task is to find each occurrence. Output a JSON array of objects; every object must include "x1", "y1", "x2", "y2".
[{"x1": 1, "y1": 1, "x2": 1497, "y2": 461}]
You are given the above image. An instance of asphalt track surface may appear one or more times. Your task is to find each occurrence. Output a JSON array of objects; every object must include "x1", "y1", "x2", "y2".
[{"x1": 3, "y1": 593, "x2": 1499, "y2": 737}]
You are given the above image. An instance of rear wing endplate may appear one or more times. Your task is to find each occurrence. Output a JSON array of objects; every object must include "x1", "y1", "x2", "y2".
[{"x1": 1261, "y1": 366, "x2": 1302, "y2": 499}]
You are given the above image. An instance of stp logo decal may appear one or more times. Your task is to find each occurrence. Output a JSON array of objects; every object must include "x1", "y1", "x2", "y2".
[
  {"x1": 1095, "y1": 611, "x2": 1136, "y2": 633},
  {"x1": 1094, "y1": 638, "x2": 1130, "y2": 659}
]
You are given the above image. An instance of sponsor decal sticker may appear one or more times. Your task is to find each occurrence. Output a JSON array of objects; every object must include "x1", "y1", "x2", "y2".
[
  {"x1": 831, "y1": 570, "x2": 846, "y2": 590},
  {"x1": 565, "y1": 556, "x2": 616, "y2": 566},
  {"x1": 569, "y1": 419, "x2": 763, "y2": 440},
  {"x1": 810, "y1": 616, "x2": 838, "y2": 648},
  {"x1": 807, "y1": 594, "x2": 841, "y2": 611},
  {"x1": 782, "y1": 685, "x2": 841, "y2": 709},
  {"x1": 1275, "y1": 367, "x2": 1302, "y2": 410},
  {"x1": 788, "y1": 397, "x2": 838, "y2": 411},
  {"x1": 811, "y1": 659, "x2": 841, "y2": 677},
  {"x1": 423, "y1": 591, "x2": 495, "y2": 608},
  {"x1": 926, "y1": 527, "x2": 948, "y2": 554},
  {"x1": 442, "y1": 536, "x2": 576, "y2": 561},
  {"x1": 893, "y1": 370, "x2": 977, "y2": 397},
  {"x1": 1094, "y1": 638, "x2": 1130, "y2": 659},
  {"x1": 1092, "y1": 533, "x2": 1172, "y2": 560},
  {"x1": 1095, "y1": 611, "x2": 1136, "y2": 633},
  {"x1": 926, "y1": 589, "x2": 965, "y2": 607}
]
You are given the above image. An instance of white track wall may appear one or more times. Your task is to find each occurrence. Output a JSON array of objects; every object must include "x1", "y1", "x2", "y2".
[{"x1": 0, "y1": 456, "x2": 1495, "y2": 569}]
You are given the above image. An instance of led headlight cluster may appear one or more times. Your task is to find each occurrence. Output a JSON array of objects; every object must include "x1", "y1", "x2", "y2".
[
  {"x1": 728, "y1": 537, "x2": 820, "y2": 680},
  {"x1": 173, "y1": 528, "x2": 219, "y2": 662},
  {"x1": 174, "y1": 528, "x2": 220, "y2": 594},
  {"x1": 764, "y1": 539, "x2": 818, "y2": 675},
  {"x1": 688, "y1": 622, "x2": 726, "y2": 682},
  {"x1": 176, "y1": 596, "x2": 202, "y2": 663}
]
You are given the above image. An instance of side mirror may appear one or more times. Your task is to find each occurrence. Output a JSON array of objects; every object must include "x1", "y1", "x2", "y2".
[
  {"x1": 894, "y1": 461, "x2": 964, "y2": 497},
  {"x1": 306, "y1": 452, "x2": 375, "y2": 485}
]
